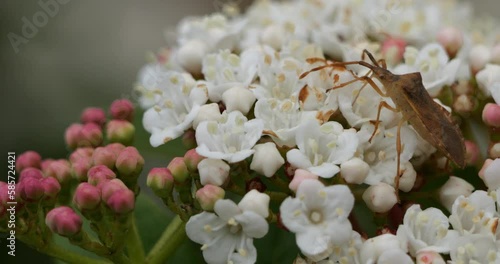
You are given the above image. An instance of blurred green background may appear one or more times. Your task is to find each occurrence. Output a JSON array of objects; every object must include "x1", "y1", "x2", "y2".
[{"x1": 0, "y1": 0, "x2": 497, "y2": 263}]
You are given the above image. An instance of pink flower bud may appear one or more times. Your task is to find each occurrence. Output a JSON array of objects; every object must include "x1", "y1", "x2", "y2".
[
  {"x1": 182, "y1": 129, "x2": 197, "y2": 149},
  {"x1": 87, "y1": 165, "x2": 116, "y2": 186},
  {"x1": 464, "y1": 140, "x2": 480, "y2": 165},
  {"x1": 289, "y1": 169, "x2": 318, "y2": 193},
  {"x1": 81, "y1": 107, "x2": 106, "y2": 127},
  {"x1": 74, "y1": 183, "x2": 101, "y2": 210},
  {"x1": 362, "y1": 183, "x2": 398, "y2": 213},
  {"x1": 41, "y1": 177, "x2": 61, "y2": 200},
  {"x1": 71, "y1": 160, "x2": 93, "y2": 182},
  {"x1": 81, "y1": 123, "x2": 103, "y2": 147},
  {"x1": 184, "y1": 149, "x2": 205, "y2": 172},
  {"x1": 106, "y1": 143, "x2": 126, "y2": 156},
  {"x1": 439, "y1": 176, "x2": 474, "y2": 212},
  {"x1": 168, "y1": 157, "x2": 190, "y2": 183},
  {"x1": 19, "y1": 177, "x2": 44, "y2": 202},
  {"x1": 482, "y1": 103, "x2": 500, "y2": 128},
  {"x1": 115, "y1": 147, "x2": 144, "y2": 179},
  {"x1": 46, "y1": 206, "x2": 82, "y2": 236},
  {"x1": 17, "y1": 151, "x2": 42, "y2": 172},
  {"x1": 146, "y1": 168, "x2": 174, "y2": 198},
  {"x1": 92, "y1": 147, "x2": 117, "y2": 169},
  {"x1": 110, "y1": 99, "x2": 134, "y2": 122},
  {"x1": 19, "y1": 168, "x2": 43, "y2": 182},
  {"x1": 100, "y1": 179, "x2": 128, "y2": 202},
  {"x1": 437, "y1": 27, "x2": 463, "y2": 57},
  {"x1": 65, "y1": 123, "x2": 83, "y2": 149},
  {"x1": 106, "y1": 189, "x2": 135, "y2": 214},
  {"x1": 69, "y1": 148, "x2": 94, "y2": 163},
  {"x1": 196, "y1": 185, "x2": 225, "y2": 211},
  {"x1": 43, "y1": 159, "x2": 72, "y2": 185},
  {"x1": 416, "y1": 249, "x2": 445, "y2": 264},
  {"x1": 381, "y1": 37, "x2": 406, "y2": 65},
  {"x1": 106, "y1": 120, "x2": 135, "y2": 145}
]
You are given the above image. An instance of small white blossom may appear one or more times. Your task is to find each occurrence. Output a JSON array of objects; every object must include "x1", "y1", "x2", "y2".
[
  {"x1": 254, "y1": 98, "x2": 319, "y2": 147},
  {"x1": 360, "y1": 234, "x2": 408, "y2": 264},
  {"x1": 250, "y1": 142, "x2": 285, "y2": 177},
  {"x1": 196, "y1": 111, "x2": 264, "y2": 163},
  {"x1": 280, "y1": 179, "x2": 354, "y2": 262},
  {"x1": 287, "y1": 120, "x2": 358, "y2": 178},
  {"x1": 394, "y1": 43, "x2": 462, "y2": 96},
  {"x1": 415, "y1": 250, "x2": 446, "y2": 264},
  {"x1": 186, "y1": 195, "x2": 269, "y2": 264},
  {"x1": 449, "y1": 191, "x2": 498, "y2": 236},
  {"x1": 476, "y1": 64, "x2": 500, "y2": 104},
  {"x1": 237, "y1": 190, "x2": 270, "y2": 218},
  {"x1": 192, "y1": 103, "x2": 222, "y2": 130},
  {"x1": 449, "y1": 234, "x2": 500, "y2": 264},
  {"x1": 469, "y1": 44, "x2": 492, "y2": 73},
  {"x1": 198, "y1": 158, "x2": 230, "y2": 186},
  {"x1": 340, "y1": 158, "x2": 370, "y2": 184},
  {"x1": 396, "y1": 204, "x2": 458, "y2": 257},
  {"x1": 222, "y1": 86, "x2": 256, "y2": 115},
  {"x1": 142, "y1": 71, "x2": 208, "y2": 147},
  {"x1": 318, "y1": 231, "x2": 364, "y2": 264}
]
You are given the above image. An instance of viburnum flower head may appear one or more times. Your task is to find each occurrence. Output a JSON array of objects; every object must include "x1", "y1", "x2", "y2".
[
  {"x1": 195, "y1": 111, "x2": 264, "y2": 163},
  {"x1": 286, "y1": 119, "x2": 358, "y2": 178},
  {"x1": 186, "y1": 191, "x2": 270, "y2": 264},
  {"x1": 142, "y1": 71, "x2": 208, "y2": 147},
  {"x1": 279, "y1": 179, "x2": 355, "y2": 261}
]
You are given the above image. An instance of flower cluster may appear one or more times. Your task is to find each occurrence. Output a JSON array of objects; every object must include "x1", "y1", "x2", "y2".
[{"x1": 135, "y1": 0, "x2": 500, "y2": 263}]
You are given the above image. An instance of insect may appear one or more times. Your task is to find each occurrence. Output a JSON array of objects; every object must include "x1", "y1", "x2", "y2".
[{"x1": 300, "y1": 50, "x2": 466, "y2": 193}]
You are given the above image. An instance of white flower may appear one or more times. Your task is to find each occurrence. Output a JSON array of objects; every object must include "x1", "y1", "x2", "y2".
[
  {"x1": 476, "y1": 64, "x2": 500, "y2": 104},
  {"x1": 192, "y1": 103, "x2": 222, "y2": 130},
  {"x1": 415, "y1": 250, "x2": 446, "y2": 264},
  {"x1": 357, "y1": 124, "x2": 417, "y2": 189},
  {"x1": 360, "y1": 234, "x2": 408, "y2": 264},
  {"x1": 449, "y1": 191, "x2": 498, "y2": 236},
  {"x1": 340, "y1": 158, "x2": 370, "y2": 184},
  {"x1": 396, "y1": 204, "x2": 458, "y2": 257},
  {"x1": 394, "y1": 43, "x2": 462, "y2": 96},
  {"x1": 195, "y1": 111, "x2": 264, "y2": 163},
  {"x1": 198, "y1": 158, "x2": 230, "y2": 186},
  {"x1": 186, "y1": 197, "x2": 269, "y2": 264},
  {"x1": 286, "y1": 120, "x2": 358, "y2": 178},
  {"x1": 362, "y1": 182, "x2": 398, "y2": 213},
  {"x1": 438, "y1": 176, "x2": 474, "y2": 212},
  {"x1": 279, "y1": 179, "x2": 354, "y2": 262},
  {"x1": 202, "y1": 49, "x2": 257, "y2": 102},
  {"x1": 142, "y1": 71, "x2": 208, "y2": 147},
  {"x1": 449, "y1": 234, "x2": 500, "y2": 264},
  {"x1": 254, "y1": 98, "x2": 319, "y2": 147},
  {"x1": 377, "y1": 249, "x2": 414, "y2": 264},
  {"x1": 318, "y1": 231, "x2": 364, "y2": 264},
  {"x1": 250, "y1": 142, "x2": 285, "y2": 177}
]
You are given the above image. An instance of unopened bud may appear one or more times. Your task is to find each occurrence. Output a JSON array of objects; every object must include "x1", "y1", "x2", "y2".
[
  {"x1": 100, "y1": 179, "x2": 128, "y2": 202},
  {"x1": 464, "y1": 140, "x2": 480, "y2": 165},
  {"x1": 479, "y1": 158, "x2": 500, "y2": 190},
  {"x1": 381, "y1": 37, "x2": 406, "y2": 65},
  {"x1": 289, "y1": 169, "x2": 318, "y2": 193},
  {"x1": 482, "y1": 103, "x2": 500, "y2": 128},
  {"x1": 399, "y1": 162, "x2": 417, "y2": 192},
  {"x1": 198, "y1": 158, "x2": 229, "y2": 186},
  {"x1": 184, "y1": 149, "x2": 205, "y2": 172},
  {"x1": 87, "y1": 165, "x2": 116, "y2": 186},
  {"x1": 340, "y1": 158, "x2": 370, "y2": 184},
  {"x1": 439, "y1": 176, "x2": 474, "y2": 211},
  {"x1": 362, "y1": 183, "x2": 398, "y2": 213},
  {"x1": 490, "y1": 143, "x2": 500, "y2": 159},
  {"x1": 416, "y1": 249, "x2": 446, "y2": 264},
  {"x1": 106, "y1": 120, "x2": 135, "y2": 145},
  {"x1": 168, "y1": 157, "x2": 190, "y2": 183},
  {"x1": 250, "y1": 143, "x2": 285, "y2": 177},
  {"x1": 110, "y1": 99, "x2": 134, "y2": 122},
  {"x1": 436, "y1": 27, "x2": 463, "y2": 57},
  {"x1": 106, "y1": 189, "x2": 135, "y2": 214},
  {"x1": 115, "y1": 147, "x2": 144, "y2": 181},
  {"x1": 360, "y1": 234, "x2": 403, "y2": 263},
  {"x1": 238, "y1": 190, "x2": 270, "y2": 218},
  {"x1": 92, "y1": 147, "x2": 116, "y2": 169},
  {"x1": 469, "y1": 44, "x2": 491, "y2": 74},
  {"x1": 43, "y1": 159, "x2": 72, "y2": 185},
  {"x1": 19, "y1": 168, "x2": 43, "y2": 182},
  {"x1": 81, "y1": 107, "x2": 106, "y2": 127},
  {"x1": 81, "y1": 123, "x2": 103, "y2": 147},
  {"x1": 222, "y1": 87, "x2": 256, "y2": 115},
  {"x1": 74, "y1": 183, "x2": 101, "y2": 210},
  {"x1": 19, "y1": 177, "x2": 44, "y2": 202},
  {"x1": 177, "y1": 39, "x2": 207, "y2": 74},
  {"x1": 65, "y1": 124, "x2": 83, "y2": 149},
  {"x1": 146, "y1": 168, "x2": 174, "y2": 198},
  {"x1": 195, "y1": 184, "x2": 225, "y2": 211},
  {"x1": 17, "y1": 151, "x2": 42, "y2": 172},
  {"x1": 69, "y1": 148, "x2": 94, "y2": 163},
  {"x1": 71, "y1": 160, "x2": 93, "y2": 182},
  {"x1": 45, "y1": 206, "x2": 82, "y2": 237},
  {"x1": 41, "y1": 177, "x2": 61, "y2": 201},
  {"x1": 193, "y1": 103, "x2": 222, "y2": 130},
  {"x1": 182, "y1": 129, "x2": 197, "y2": 149}
]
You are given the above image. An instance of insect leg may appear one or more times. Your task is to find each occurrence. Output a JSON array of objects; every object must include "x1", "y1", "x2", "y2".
[
  {"x1": 395, "y1": 116, "x2": 407, "y2": 202},
  {"x1": 368, "y1": 101, "x2": 398, "y2": 143}
]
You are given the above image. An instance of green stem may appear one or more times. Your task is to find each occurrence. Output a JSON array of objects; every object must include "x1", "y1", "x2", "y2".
[
  {"x1": 145, "y1": 216, "x2": 186, "y2": 264},
  {"x1": 40, "y1": 243, "x2": 111, "y2": 264},
  {"x1": 126, "y1": 216, "x2": 145, "y2": 263},
  {"x1": 265, "y1": 191, "x2": 290, "y2": 203}
]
